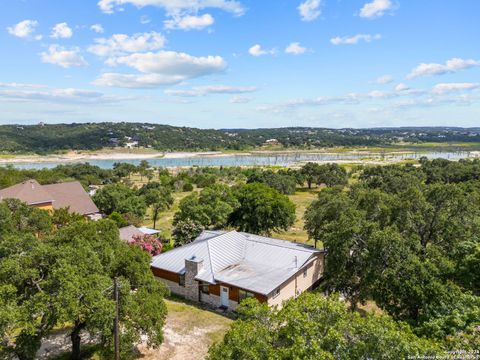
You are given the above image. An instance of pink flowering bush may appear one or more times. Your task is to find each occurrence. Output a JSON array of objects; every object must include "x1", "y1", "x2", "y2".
[{"x1": 128, "y1": 234, "x2": 163, "y2": 256}]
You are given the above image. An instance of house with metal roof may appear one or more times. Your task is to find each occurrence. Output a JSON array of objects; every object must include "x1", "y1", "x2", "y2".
[
  {"x1": 0, "y1": 179, "x2": 101, "y2": 219},
  {"x1": 151, "y1": 230, "x2": 324, "y2": 310}
]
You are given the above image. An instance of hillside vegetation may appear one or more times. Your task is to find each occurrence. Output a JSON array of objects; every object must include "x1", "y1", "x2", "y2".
[{"x1": 2, "y1": 123, "x2": 480, "y2": 154}]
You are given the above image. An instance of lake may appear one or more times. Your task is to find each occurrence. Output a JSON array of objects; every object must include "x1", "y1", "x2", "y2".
[{"x1": 5, "y1": 151, "x2": 478, "y2": 170}]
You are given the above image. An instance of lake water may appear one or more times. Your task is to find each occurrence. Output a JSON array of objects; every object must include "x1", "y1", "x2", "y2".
[{"x1": 5, "y1": 151, "x2": 478, "y2": 170}]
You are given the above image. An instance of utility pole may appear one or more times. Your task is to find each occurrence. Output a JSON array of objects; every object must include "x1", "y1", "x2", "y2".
[{"x1": 114, "y1": 277, "x2": 120, "y2": 360}]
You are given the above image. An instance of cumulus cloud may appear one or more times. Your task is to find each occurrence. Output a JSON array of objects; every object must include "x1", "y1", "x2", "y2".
[
  {"x1": 248, "y1": 44, "x2": 276, "y2": 57},
  {"x1": 165, "y1": 85, "x2": 257, "y2": 97},
  {"x1": 330, "y1": 33, "x2": 381, "y2": 45},
  {"x1": 93, "y1": 51, "x2": 227, "y2": 88},
  {"x1": 90, "y1": 24, "x2": 105, "y2": 33},
  {"x1": 98, "y1": 0, "x2": 245, "y2": 16},
  {"x1": 374, "y1": 74, "x2": 393, "y2": 84},
  {"x1": 88, "y1": 32, "x2": 166, "y2": 57},
  {"x1": 395, "y1": 83, "x2": 410, "y2": 92},
  {"x1": 285, "y1": 42, "x2": 308, "y2": 55},
  {"x1": 298, "y1": 0, "x2": 322, "y2": 21},
  {"x1": 7, "y1": 20, "x2": 42, "y2": 40},
  {"x1": 431, "y1": 83, "x2": 479, "y2": 94},
  {"x1": 40, "y1": 45, "x2": 88, "y2": 68},
  {"x1": 164, "y1": 14, "x2": 214, "y2": 30},
  {"x1": 359, "y1": 0, "x2": 394, "y2": 18},
  {"x1": 51, "y1": 22, "x2": 73, "y2": 39},
  {"x1": 407, "y1": 58, "x2": 480, "y2": 79}
]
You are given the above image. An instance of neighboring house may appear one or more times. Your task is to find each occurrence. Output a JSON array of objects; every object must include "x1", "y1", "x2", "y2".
[
  {"x1": 264, "y1": 138, "x2": 280, "y2": 145},
  {"x1": 151, "y1": 230, "x2": 324, "y2": 310},
  {"x1": 0, "y1": 180, "x2": 101, "y2": 219},
  {"x1": 119, "y1": 225, "x2": 160, "y2": 242}
]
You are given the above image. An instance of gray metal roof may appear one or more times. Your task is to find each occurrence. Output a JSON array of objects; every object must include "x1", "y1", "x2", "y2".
[{"x1": 151, "y1": 230, "x2": 322, "y2": 295}]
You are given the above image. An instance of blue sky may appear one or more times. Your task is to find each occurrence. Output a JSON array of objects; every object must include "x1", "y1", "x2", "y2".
[{"x1": 1, "y1": 0, "x2": 479, "y2": 128}]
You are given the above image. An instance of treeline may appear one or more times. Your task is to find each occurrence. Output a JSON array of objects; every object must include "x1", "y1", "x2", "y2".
[
  {"x1": 209, "y1": 158, "x2": 480, "y2": 358},
  {"x1": 2, "y1": 123, "x2": 480, "y2": 154}
]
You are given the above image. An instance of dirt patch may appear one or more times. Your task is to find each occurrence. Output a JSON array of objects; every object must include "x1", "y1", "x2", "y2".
[{"x1": 139, "y1": 299, "x2": 232, "y2": 360}]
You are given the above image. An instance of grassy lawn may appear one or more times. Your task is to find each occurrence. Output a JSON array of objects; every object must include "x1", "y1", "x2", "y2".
[{"x1": 271, "y1": 187, "x2": 321, "y2": 245}]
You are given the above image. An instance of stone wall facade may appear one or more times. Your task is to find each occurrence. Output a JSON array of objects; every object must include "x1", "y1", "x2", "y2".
[{"x1": 156, "y1": 278, "x2": 186, "y2": 297}]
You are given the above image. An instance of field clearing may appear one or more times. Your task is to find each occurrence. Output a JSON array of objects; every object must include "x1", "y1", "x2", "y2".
[
  {"x1": 139, "y1": 298, "x2": 233, "y2": 360},
  {"x1": 271, "y1": 188, "x2": 321, "y2": 245}
]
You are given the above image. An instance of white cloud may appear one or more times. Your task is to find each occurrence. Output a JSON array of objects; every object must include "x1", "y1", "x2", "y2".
[
  {"x1": 7, "y1": 20, "x2": 42, "y2": 40},
  {"x1": 395, "y1": 83, "x2": 410, "y2": 92},
  {"x1": 165, "y1": 85, "x2": 257, "y2": 97},
  {"x1": 374, "y1": 74, "x2": 393, "y2": 84},
  {"x1": 0, "y1": 87, "x2": 128, "y2": 104},
  {"x1": 88, "y1": 32, "x2": 166, "y2": 57},
  {"x1": 51, "y1": 22, "x2": 73, "y2": 39},
  {"x1": 98, "y1": 0, "x2": 245, "y2": 16},
  {"x1": 94, "y1": 51, "x2": 227, "y2": 88},
  {"x1": 432, "y1": 83, "x2": 479, "y2": 94},
  {"x1": 368, "y1": 90, "x2": 393, "y2": 98},
  {"x1": 92, "y1": 73, "x2": 181, "y2": 88},
  {"x1": 164, "y1": 14, "x2": 214, "y2": 30},
  {"x1": 298, "y1": 0, "x2": 322, "y2": 22},
  {"x1": 248, "y1": 44, "x2": 276, "y2": 57},
  {"x1": 230, "y1": 96, "x2": 252, "y2": 103},
  {"x1": 109, "y1": 51, "x2": 226, "y2": 74},
  {"x1": 0, "y1": 82, "x2": 47, "y2": 89},
  {"x1": 285, "y1": 42, "x2": 308, "y2": 55},
  {"x1": 40, "y1": 45, "x2": 88, "y2": 68},
  {"x1": 359, "y1": 0, "x2": 394, "y2": 19},
  {"x1": 407, "y1": 58, "x2": 480, "y2": 79},
  {"x1": 90, "y1": 24, "x2": 105, "y2": 33},
  {"x1": 330, "y1": 33, "x2": 381, "y2": 45}
]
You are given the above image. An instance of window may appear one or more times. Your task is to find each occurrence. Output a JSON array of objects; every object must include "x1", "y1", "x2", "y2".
[
  {"x1": 239, "y1": 289, "x2": 255, "y2": 302},
  {"x1": 303, "y1": 269, "x2": 308, "y2": 278},
  {"x1": 272, "y1": 288, "x2": 280, "y2": 298},
  {"x1": 200, "y1": 282, "x2": 210, "y2": 294},
  {"x1": 179, "y1": 274, "x2": 185, "y2": 287}
]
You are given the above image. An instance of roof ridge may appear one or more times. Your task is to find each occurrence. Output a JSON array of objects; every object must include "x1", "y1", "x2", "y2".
[
  {"x1": 205, "y1": 237, "x2": 215, "y2": 280},
  {"x1": 244, "y1": 236, "x2": 319, "y2": 253}
]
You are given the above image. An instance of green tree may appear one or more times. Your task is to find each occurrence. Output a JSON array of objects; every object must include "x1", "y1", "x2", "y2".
[
  {"x1": 172, "y1": 220, "x2": 205, "y2": 245},
  {"x1": 300, "y1": 162, "x2": 322, "y2": 189},
  {"x1": 139, "y1": 182, "x2": 174, "y2": 229},
  {"x1": 208, "y1": 293, "x2": 440, "y2": 360},
  {"x1": 93, "y1": 183, "x2": 147, "y2": 218},
  {"x1": 0, "y1": 214, "x2": 167, "y2": 359},
  {"x1": 174, "y1": 184, "x2": 239, "y2": 229},
  {"x1": 229, "y1": 183, "x2": 295, "y2": 235}
]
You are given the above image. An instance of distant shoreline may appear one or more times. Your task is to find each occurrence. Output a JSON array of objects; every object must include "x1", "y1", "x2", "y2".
[{"x1": 0, "y1": 147, "x2": 479, "y2": 167}]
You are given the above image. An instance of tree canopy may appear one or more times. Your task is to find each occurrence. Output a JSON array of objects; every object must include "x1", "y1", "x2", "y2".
[
  {"x1": 0, "y1": 200, "x2": 167, "y2": 359},
  {"x1": 208, "y1": 293, "x2": 440, "y2": 360},
  {"x1": 304, "y1": 162, "x2": 480, "y2": 349},
  {"x1": 229, "y1": 183, "x2": 296, "y2": 235}
]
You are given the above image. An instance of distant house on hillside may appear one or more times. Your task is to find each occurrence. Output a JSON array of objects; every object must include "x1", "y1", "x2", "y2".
[
  {"x1": 0, "y1": 180, "x2": 101, "y2": 219},
  {"x1": 264, "y1": 138, "x2": 280, "y2": 145},
  {"x1": 119, "y1": 225, "x2": 160, "y2": 242},
  {"x1": 151, "y1": 230, "x2": 324, "y2": 310}
]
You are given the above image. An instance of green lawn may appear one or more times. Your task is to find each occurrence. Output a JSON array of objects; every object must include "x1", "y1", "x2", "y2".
[{"x1": 271, "y1": 187, "x2": 321, "y2": 245}]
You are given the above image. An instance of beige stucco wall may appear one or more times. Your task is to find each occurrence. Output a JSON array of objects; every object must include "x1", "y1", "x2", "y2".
[{"x1": 267, "y1": 254, "x2": 324, "y2": 308}]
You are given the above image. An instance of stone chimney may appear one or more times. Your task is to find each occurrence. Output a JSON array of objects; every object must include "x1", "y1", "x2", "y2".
[{"x1": 184, "y1": 255, "x2": 203, "y2": 301}]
